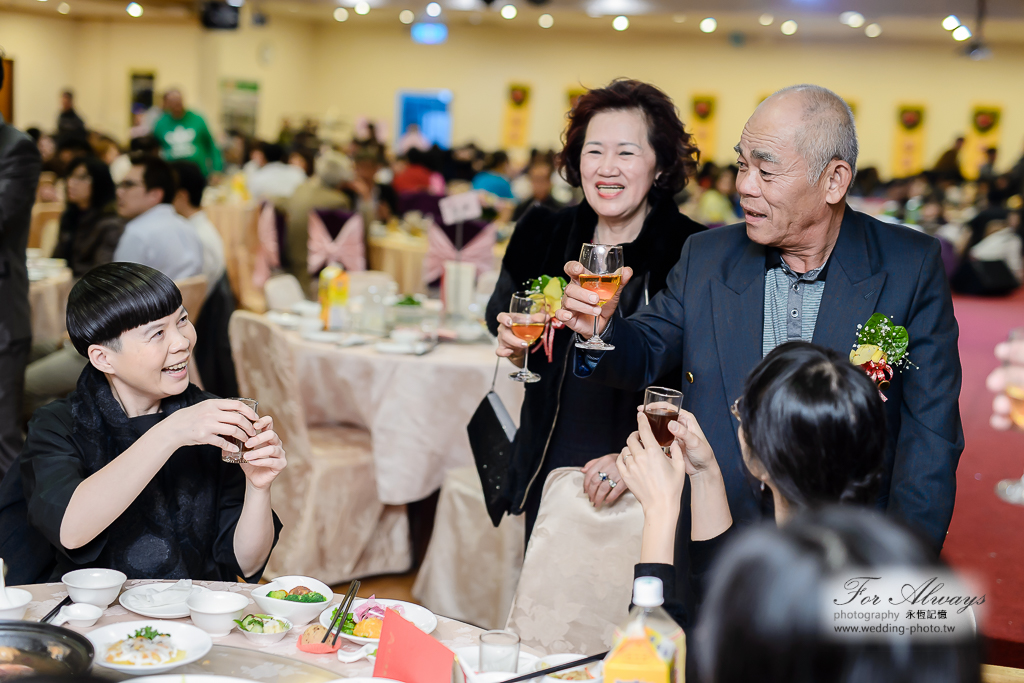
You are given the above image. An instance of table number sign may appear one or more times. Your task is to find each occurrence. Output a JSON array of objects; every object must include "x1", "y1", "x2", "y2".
[{"x1": 439, "y1": 192, "x2": 483, "y2": 226}]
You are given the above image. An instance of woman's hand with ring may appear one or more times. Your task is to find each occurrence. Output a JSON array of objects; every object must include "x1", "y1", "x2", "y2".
[
  {"x1": 581, "y1": 453, "x2": 628, "y2": 508},
  {"x1": 618, "y1": 411, "x2": 687, "y2": 516}
]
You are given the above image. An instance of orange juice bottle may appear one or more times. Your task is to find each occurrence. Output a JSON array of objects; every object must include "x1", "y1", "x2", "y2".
[
  {"x1": 318, "y1": 263, "x2": 349, "y2": 330},
  {"x1": 604, "y1": 577, "x2": 685, "y2": 683}
]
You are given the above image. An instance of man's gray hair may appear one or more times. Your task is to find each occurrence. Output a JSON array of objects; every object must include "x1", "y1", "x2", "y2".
[
  {"x1": 769, "y1": 84, "x2": 858, "y2": 184},
  {"x1": 316, "y1": 149, "x2": 354, "y2": 189}
]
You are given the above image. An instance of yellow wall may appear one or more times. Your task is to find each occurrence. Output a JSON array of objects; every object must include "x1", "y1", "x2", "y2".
[{"x1": 4, "y1": 8, "x2": 1024, "y2": 177}]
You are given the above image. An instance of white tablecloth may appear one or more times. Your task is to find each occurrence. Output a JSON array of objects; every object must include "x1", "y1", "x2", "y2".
[
  {"x1": 289, "y1": 334, "x2": 524, "y2": 505},
  {"x1": 29, "y1": 268, "x2": 73, "y2": 345}
]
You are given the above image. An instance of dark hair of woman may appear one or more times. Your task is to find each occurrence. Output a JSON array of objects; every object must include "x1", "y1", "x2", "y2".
[
  {"x1": 735, "y1": 342, "x2": 886, "y2": 507},
  {"x1": 558, "y1": 78, "x2": 699, "y2": 195},
  {"x1": 66, "y1": 262, "x2": 182, "y2": 356},
  {"x1": 696, "y1": 506, "x2": 981, "y2": 683},
  {"x1": 65, "y1": 156, "x2": 116, "y2": 210}
]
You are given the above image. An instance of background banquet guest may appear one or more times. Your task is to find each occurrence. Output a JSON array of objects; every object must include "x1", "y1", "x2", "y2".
[
  {"x1": 489, "y1": 78, "x2": 703, "y2": 539},
  {"x1": 113, "y1": 154, "x2": 204, "y2": 280},
  {"x1": 246, "y1": 142, "x2": 306, "y2": 200},
  {"x1": 621, "y1": 342, "x2": 885, "y2": 628},
  {"x1": 933, "y1": 135, "x2": 965, "y2": 184},
  {"x1": 392, "y1": 148, "x2": 440, "y2": 195},
  {"x1": 978, "y1": 147, "x2": 999, "y2": 184},
  {"x1": 0, "y1": 60, "x2": 43, "y2": 476},
  {"x1": 170, "y1": 160, "x2": 226, "y2": 296},
  {"x1": 52, "y1": 157, "x2": 125, "y2": 277},
  {"x1": 472, "y1": 150, "x2": 515, "y2": 199},
  {"x1": 512, "y1": 159, "x2": 564, "y2": 222},
  {"x1": 153, "y1": 89, "x2": 222, "y2": 177},
  {"x1": 55, "y1": 89, "x2": 87, "y2": 143},
  {"x1": 692, "y1": 165, "x2": 740, "y2": 228},
  {"x1": 696, "y1": 507, "x2": 981, "y2": 683},
  {"x1": 285, "y1": 149, "x2": 353, "y2": 293},
  {"x1": 8, "y1": 263, "x2": 285, "y2": 581},
  {"x1": 346, "y1": 149, "x2": 398, "y2": 224},
  {"x1": 558, "y1": 85, "x2": 962, "y2": 557},
  {"x1": 987, "y1": 333, "x2": 1024, "y2": 429}
]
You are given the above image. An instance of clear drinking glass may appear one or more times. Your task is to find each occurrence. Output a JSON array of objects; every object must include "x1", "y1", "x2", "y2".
[
  {"x1": 223, "y1": 398, "x2": 258, "y2": 464},
  {"x1": 996, "y1": 327, "x2": 1024, "y2": 505},
  {"x1": 479, "y1": 629, "x2": 520, "y2": 673},
  {"x1": 508, "y1": 291, "x2": 546, "y2": 384},
  {"x1": 643, "y1": 386, "x2": 684, "y2": 454},
  {"x1": 575, "y1": 243, "x2": 624, "y2": 352}
]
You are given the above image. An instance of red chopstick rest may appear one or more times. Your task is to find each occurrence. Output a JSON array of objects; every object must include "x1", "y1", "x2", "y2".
[{"x1": 296, "y1": 634, "x2": 344, "y2": 654}]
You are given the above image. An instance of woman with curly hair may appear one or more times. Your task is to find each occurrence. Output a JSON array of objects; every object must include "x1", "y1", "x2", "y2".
[
  {"x1": 487, "y1": 79, "x2": 704, "y2": 541},
  {"x1": 619, "y1": 341, "x2": 887, "y2": 628}
]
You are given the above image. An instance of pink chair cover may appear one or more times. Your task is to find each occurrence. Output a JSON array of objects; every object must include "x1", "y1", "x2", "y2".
[
  {"x1": 422, "y1": 222, "x2": 498, "y2": 284},
  {"x1": 307, "y1": 210, "x2": 366, "y2": 273},
  {"x1": 252, "y1": 202, "x2": 280, "y2": 290}
]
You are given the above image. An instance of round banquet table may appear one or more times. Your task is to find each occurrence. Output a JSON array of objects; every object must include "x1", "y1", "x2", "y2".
[
  {"x1": 289, "y1": 332, "x2": 525, "y2": 505},
  {"x1": 28, "y1": 267, "x2": 73, "y2": 345},
  {"x1": 367, "y1": 233, "x2": 428, "y2": 295},
  {"x1": 16, "y1": 580, "x2": 500, "y2": 680}
]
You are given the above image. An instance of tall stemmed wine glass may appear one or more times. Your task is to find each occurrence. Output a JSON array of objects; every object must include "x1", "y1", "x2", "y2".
[
  {"x1": 508, "y1": 291, "x2": 547, "y2": 383},
  {"x1": 575, "y1": 243, "x2": 624, "y2": 352}
]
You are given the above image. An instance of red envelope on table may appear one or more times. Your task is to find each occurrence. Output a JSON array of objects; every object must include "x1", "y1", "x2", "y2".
[{"x1": 373, "y1": 608, "x2": 465, "y2": 683}]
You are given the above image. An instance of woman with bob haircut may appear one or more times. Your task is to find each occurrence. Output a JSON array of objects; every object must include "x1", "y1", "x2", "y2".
[
  {"x1": 619, "y1": 342, "x2": 886, "y2": 627},
  {"x1": 52, "y1": 156, "x2": 125, "y2": 277},
  {"x1": 488, "y1": 78, "x2": 704, "y2": 540},
  {"x1": 9, "y1": 262, "x2": 285, "y2": 581},
  {"x1": 696, "y1": 506, "x2": 981, "y2": 683}
]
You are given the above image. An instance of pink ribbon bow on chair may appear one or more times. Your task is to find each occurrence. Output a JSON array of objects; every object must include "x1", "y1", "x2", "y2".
[
  {"x1": 307, "y1": 210, "x2": 366, "y2": 273},
  {"x1": 252, "y1": 202, "x2": 280, "y2": 290},
  {"x1": 422, "y1": 222, "x2": 498, "y2": 284}
]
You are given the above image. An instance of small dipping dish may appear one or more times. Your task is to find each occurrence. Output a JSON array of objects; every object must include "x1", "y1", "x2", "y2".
[
  {"x1": 187, "y1": 590, "x2": 249, "y2": 636},
  {"x1": 62, "y1": 568, "x2": 127, "y2": 608},
  {"x1": 52, "y1": 603, "x2": 103, "y2": 628},
  {"x1": 0, "y1": 588, "x2": 32, "y2": 620}
]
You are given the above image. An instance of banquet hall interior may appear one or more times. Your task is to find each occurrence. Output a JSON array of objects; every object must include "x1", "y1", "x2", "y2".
[{"x1": 3, "y1": 0, "x2": 1024, "y2": 679}]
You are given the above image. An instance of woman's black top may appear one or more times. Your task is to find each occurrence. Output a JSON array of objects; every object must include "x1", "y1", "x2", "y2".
[
  {"x1": 485, "y1": 189, "x2": 704, "y2": 532},
  {"x1": 52, "y1": 203, "x2": 125, "y2": 278},
  {"x1": 16, "y1": 364, "x2": 281, "y2": 581}
]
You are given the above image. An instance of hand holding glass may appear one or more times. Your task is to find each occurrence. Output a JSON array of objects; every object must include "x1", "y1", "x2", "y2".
[
  {"x1": 508, "y1": 292, "x2": 546, "y2": 383},
  {"x1": 223, "y1": 398, "x2": 258, "y2": 463},
  {"x1": 643, "y1": 387, "x2": 683, "y2": 453},
  {"x1": 575, "y1": 243, "x2": 624, "y2": 351}
]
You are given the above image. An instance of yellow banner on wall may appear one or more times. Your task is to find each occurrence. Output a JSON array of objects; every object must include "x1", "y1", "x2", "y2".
[
  {"x1": 891, "y1": 105, "x2": 926, "y2": 178},
  {"x1": 500, "y1": 83, "x2": 531, "y2": 150},
  {"x1": 689, "y1": 95, "x2": 717, "y2": 163},
  {"x1": 567, "y1": 87, "x2": 587, "y2": 113},
  {"x1": 962, "y1": 105, "x2": 1002, "y2": 180}
]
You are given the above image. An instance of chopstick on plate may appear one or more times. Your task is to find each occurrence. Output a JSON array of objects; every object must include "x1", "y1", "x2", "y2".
[
  {"x1": 499, "y1": 652, "x2": 608, "y2": 683},
  {"x1": 39, "y1": 596, "x2": 73, "y2": 624},
  {"x1": 323, "y1": 579, "x2": 360, "y2": 645}
]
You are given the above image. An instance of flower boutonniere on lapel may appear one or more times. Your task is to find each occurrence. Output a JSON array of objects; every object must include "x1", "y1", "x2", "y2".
[
  {"x1": 850, "y1": 313, "x2": 915, "y2": 401},
  {"x1": 526, "y1": 275, "x2": 567, "y2": 362}
]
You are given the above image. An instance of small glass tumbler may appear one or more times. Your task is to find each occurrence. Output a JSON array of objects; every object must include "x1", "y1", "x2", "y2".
[
  {"x1": 223, "y1": 398, "x2": 258, "y2": 464},
  {"x1": 479, "y1": 629, "x2": 520, "y2": 673}
]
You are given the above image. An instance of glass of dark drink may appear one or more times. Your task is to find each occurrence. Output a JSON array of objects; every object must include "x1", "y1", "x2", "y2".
[
  {"x1": 643, "y1": 387, "x2": 683, "y2": 454},
  {"x1": 508, "y1": 291, "x2": 547, "y2": 383},
  {"x1": 223, "y1": 398, "x2": 259, "y2": 463}
]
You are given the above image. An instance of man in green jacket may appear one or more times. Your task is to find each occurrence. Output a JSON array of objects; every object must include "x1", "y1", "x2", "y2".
[{"x1": 153, "y1": 90, "x2": 223, "y2": 177}]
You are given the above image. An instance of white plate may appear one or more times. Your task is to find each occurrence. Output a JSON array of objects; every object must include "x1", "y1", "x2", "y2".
[
  {"x1": 318, "y1": 598, "x2": 438, "y2": 644},
  {"x1": 324, "y1": 679, "x2": 404, "y2": 683},
  {"x1": 132, "y1": 676, "x2": 257, "y2": 683},
  {"x1": 266, "y1": 311, "x2": 300, "y2": 329},
  {"x1": 87, "y1": 620, "x2": 213, "y2": 674},
  {"x1": 300, "y1": 330, "x2": 345, "y2": 343},
  {"x1": 119, "y1": 584, "x2": 210, "y2": 619},
  {"x1": 374, "y1": 341, "x2": 435, "y2": 356},
  {"x1": 454, "y1": 646, "x2": 539, "y2": 675}
]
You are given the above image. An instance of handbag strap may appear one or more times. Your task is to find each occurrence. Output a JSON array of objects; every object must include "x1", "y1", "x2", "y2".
[{"x1": 490, "y1": 356, "x2": 501, "y2": 393}]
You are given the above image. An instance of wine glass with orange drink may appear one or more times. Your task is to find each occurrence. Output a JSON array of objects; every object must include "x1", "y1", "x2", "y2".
[
  {"x1": 574, "y1": 243, "x2": 624, "y2": 352},
  {"x1": 508, "y1": 291, "x2": 548, "y2": 383}
]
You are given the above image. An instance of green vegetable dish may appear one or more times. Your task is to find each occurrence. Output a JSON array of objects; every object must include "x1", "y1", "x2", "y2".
[
  {"x1": 394, "y1": 295, "x2": 421, "y2": 307},
  {"x1": 234, "y1": 614, "x2": 289, "y2": 634},
  {"x1": 131, "y1": 626, "x2": 168, "y2": 640},
  {"x1": 329, "y1": 606, "x2": 359, "y2": 635},
  {"x1": 266, "y1": 586, "x2": 327, "y2": 603}
]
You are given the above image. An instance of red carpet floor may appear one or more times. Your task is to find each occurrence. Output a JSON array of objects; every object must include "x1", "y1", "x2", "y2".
[{"x1": 942, "y1": 288, "x2": 1024, "y2": 666}]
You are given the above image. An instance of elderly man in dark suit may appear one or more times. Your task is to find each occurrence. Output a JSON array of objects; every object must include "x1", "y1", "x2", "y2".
[
  {"x1": 552, "y1": 85, "x2": 961, "y2": 560},
  {"x1": 0, "y1": 60, "x2": 43, "y2": 475}
]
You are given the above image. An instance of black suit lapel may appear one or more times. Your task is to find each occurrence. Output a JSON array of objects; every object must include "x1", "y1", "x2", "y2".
[{"x1": 711, "y1": 239, "x2": 766, "y2": 407}]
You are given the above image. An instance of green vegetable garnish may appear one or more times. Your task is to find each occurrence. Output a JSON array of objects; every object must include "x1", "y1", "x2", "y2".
[
  {"x1": 267, "y1": 589, "x2": 288, "y2": 600},
  {"x1": 395, "y1": 295, "x2": 421, "y2": 307},
  {"x1": 283, "y1": 591, "x2": 326, "y2": 603},
  {"x1": 131, "y1": 626, "x2": 167, "y2": 640},
  {"x1": 330, "y1": 607, "x2": 358, "y2": 635}
]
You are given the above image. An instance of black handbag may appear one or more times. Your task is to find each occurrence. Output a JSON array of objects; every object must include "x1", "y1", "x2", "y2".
[{"x1": 467, "y1": 359, "x2": 518, "y2": 527}]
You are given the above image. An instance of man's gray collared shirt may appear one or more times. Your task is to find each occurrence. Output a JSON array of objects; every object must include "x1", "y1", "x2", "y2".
[{"x1": 762, "y1": 250, "x2": 828, "y2": 357}]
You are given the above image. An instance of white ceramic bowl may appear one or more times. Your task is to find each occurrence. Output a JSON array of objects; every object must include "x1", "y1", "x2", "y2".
[
  {"x1": 0, "y1": 588, "x2": 32, "y2": 620},
  {"x1": 53, "y1": 602, "x2": 104, "y2": 627},
  {"x1": 251, "y1": 576, "x2": 335, "y2": 625},
  {"x1": 87, "y1": 619, "x2": 212, "y2": 674},
  {"x1": 536, "y1": 653, "x2": 604, "y2": 682},
  {"x1": 62, "y1": 568, "x2": 127, "y2": 608},
  {"x1": 236, "y1": 615, "x2": 293, "y2": 645},
  {"x1": 186, "y1": 591, "x2": 249, "y2": 636}
]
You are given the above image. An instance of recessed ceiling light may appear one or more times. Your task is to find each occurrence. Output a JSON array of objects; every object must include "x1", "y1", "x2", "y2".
[
  {"x1": 952, "y1": 24, "x2": 971, "y2": 41},
  {"x1": 942, "y1": 15, "x2": 960, "y2": 31},
  {"x1": 399, "y1": 9, "x2": 414, "y2": 23},
  {"x1": 57, "y1": 2, "x2": 69, "y2": 12},
  {"x1": 699, "y1": 17, "x2": 716, "y2": 33},
  {"x1": 538, "y1": 12, "x2": 553, "y2": 27},
  {"x1": 672, "y1": 13, "x2": 685, "y2": 23},
  {"x1": 426, "y1": 2, "x2": 441, "y2": 16},
  {"x1": 500, "y1": 4, "x2": 516, "y2": 19},
  {"x1": 780, "y1": 19, "x2": 797, "y2": 35},
  {"x1": 840, "y1": 11, "x2": 864, "y2": 27},
  {"x1": 865, "y1": 22, "x2": 881, "y2": 37},
  {"x1": 126, "y1": 2, "x2": 143, "y2": 16},
  {"x1": 612, "y1": 14, "x2": 628, "y2": 30},
  {"x1": 226, "y1": 0, "x2": 243, "y2": 6},
  {"x1": 758, "y1": 13, "x2": 773, "y2": 26},
  {"x1": 354, "y1": 1, "x2": 369, "y2": 13},
  {"x1": 334, "y1": 7, "x2": 348, "y2": 20}
]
